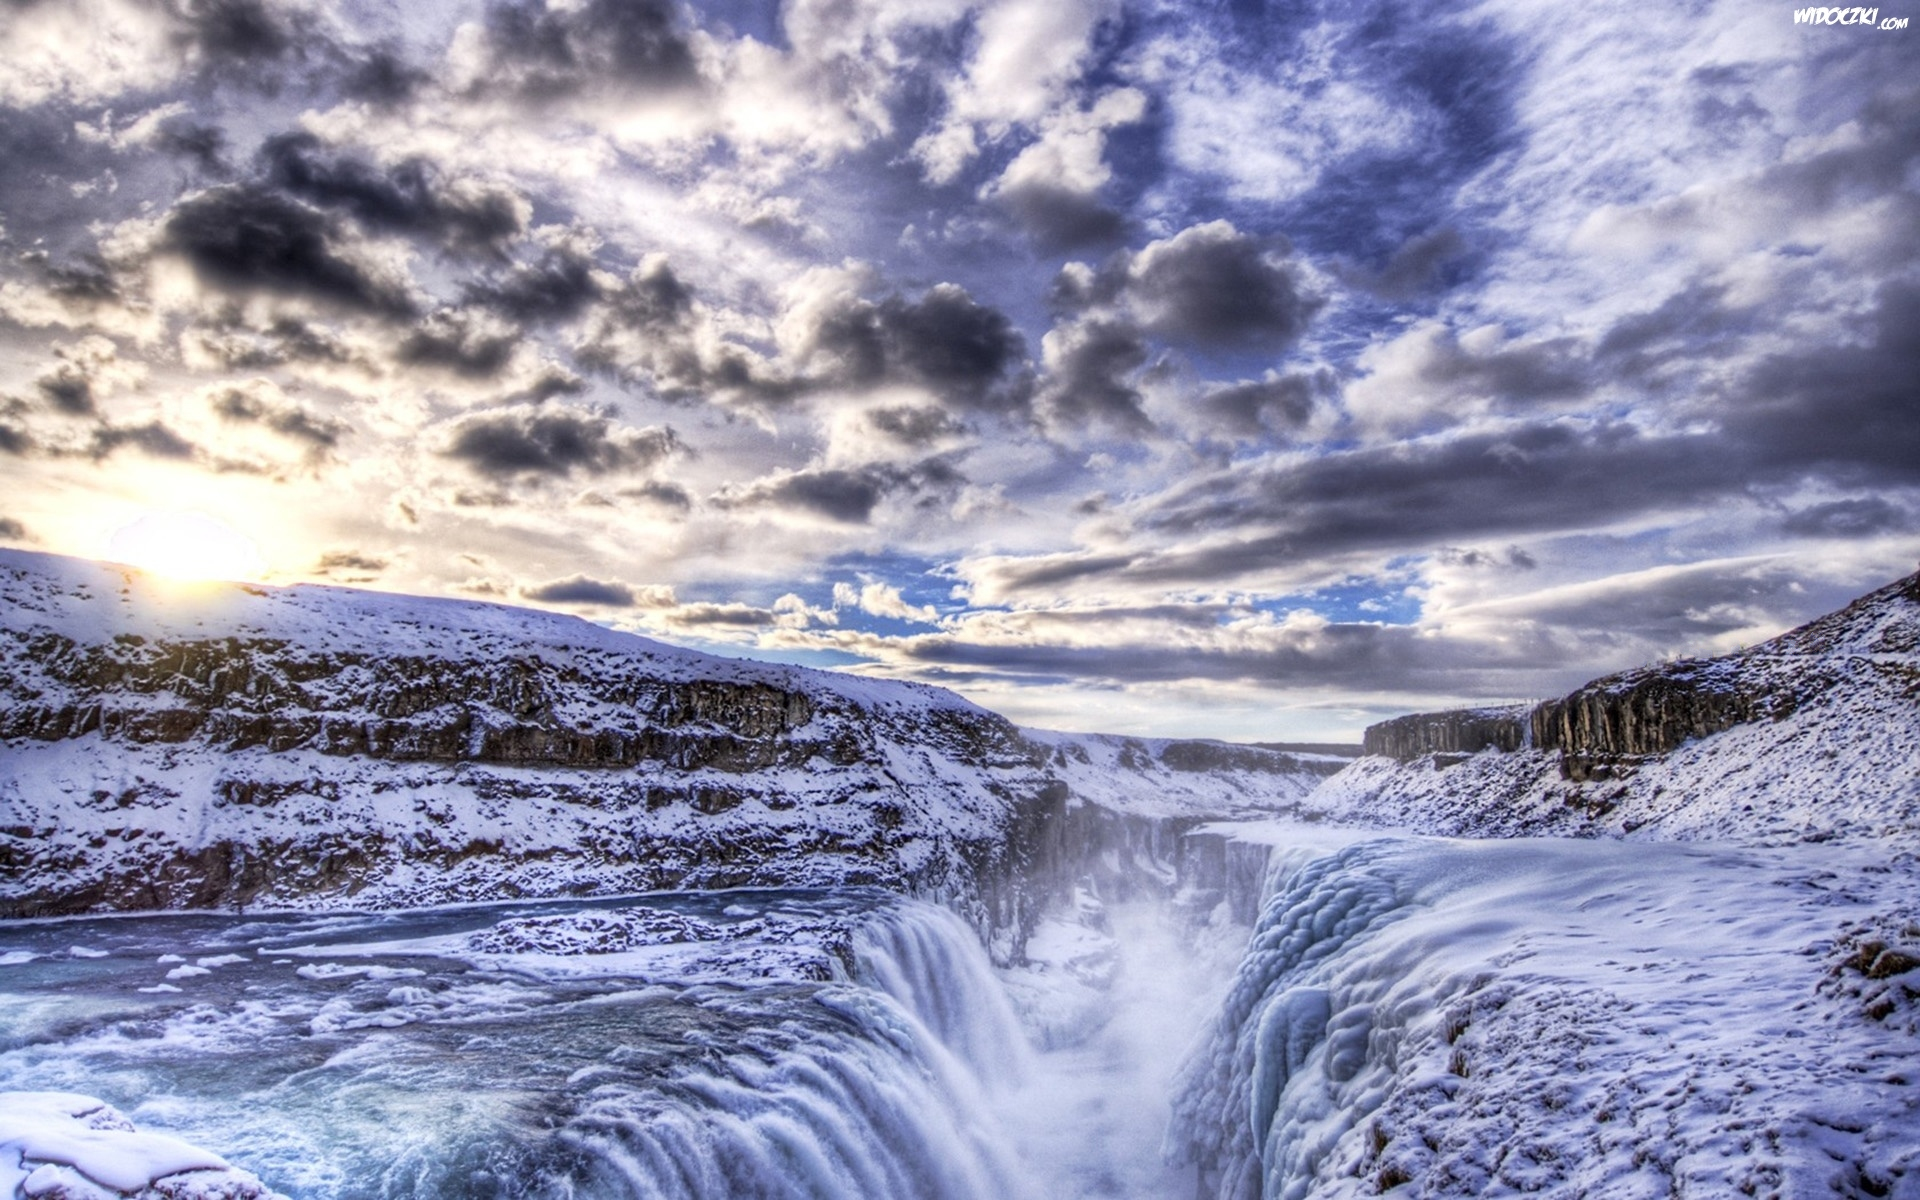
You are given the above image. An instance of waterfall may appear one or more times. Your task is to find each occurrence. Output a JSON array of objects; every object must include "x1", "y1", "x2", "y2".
[
  {"x1": 541, "y1": 985, "x2": 1034, "y2": 1200},
  {"x1": 850, "y1": 900, "x2": 1034, "y2": 1089}
]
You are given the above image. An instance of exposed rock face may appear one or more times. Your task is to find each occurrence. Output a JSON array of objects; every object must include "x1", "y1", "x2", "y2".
[
  {"x1": 1361, "y1": 706, "x2": 1528, "y2": 763},
  {"x1": 1319, "y1": 570, "x2": 1920, "y2": 843},
  {"x1": 0, "y1": 550, "x2": 1328, "y2": 954}
]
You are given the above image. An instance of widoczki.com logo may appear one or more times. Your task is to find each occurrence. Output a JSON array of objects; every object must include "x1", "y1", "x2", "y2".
[{"x1": 1794, "y1": 6, "x2": 1909, "y2": 26}]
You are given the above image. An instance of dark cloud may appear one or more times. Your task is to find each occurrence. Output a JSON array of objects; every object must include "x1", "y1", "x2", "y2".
[
  {"x1": 719, "y1": 467, "x2": 890, "y2": 524},
  {"x1": 713, "y1": 458, "x2": 962, "y2": 524},
  {"x1": 805, "y1": 284, "x2": 1026, "y2": 411},
  {"x1": 1118, "y1": 221, "x2": 1321, "y2": 350},
  {"x1": 0, "y1": 424, "x2": 30, "y2": 456},
  {"x1": 161, "y1": 184, "x2": 416, "y2": 315},
  {"x1": 316, "y1": 550, "x2": 388, "y2": 574},
  {"x1": 260, "y1": 133, "x2": 526, "y2": 256},
  {"x1": 151, "y1": 119, "x2": 230, "y2": 176},
  {"x1": 1344, "y1": 226, "x2": 1468, "y2": 300},
  {"x1": 1389, "y1": 326, "x2": 1588, "y2": 409},
  {"x1": 1782, "y1": 497, "x2": 1908, "y2": 539},
  {"x1": 621, "y1": 480, "x2": 693, "y2": 511},
  {"x1": 339, "y1": 46, "x2": 428, "y2": 106},
  {"x1": 0, "y1": 517, "x2": 27, "y2": 541},
  {"x1": 208, "y1": 385, "x2": 343, "y2": 448},
  {"x1": 851, "y1": 613, "x2": 1572, "y2": 696},
  {"x1": 523, "y1": 575, "x2": 635, "y2": 606},
  {"x1": 603, "y1": 259, "x2": 694, "y2": 327},
  {"x1": 183, "y1": 318, "x2": 359, "y2": 371},
  {"x1": 444, "y1": 407, "x2": 681, "y2": 479},
  {"x1": 991, "y1": 182, "x2": 1129, "y2": 253},
  {"x1": 90, "y1": 421, "x2": 197, "y2": 461},
  {"x1": 397, "y1": 310, "x2": 520, "y2": 378},
  {"x1": 464, "y1": 0, "x2": 701, "y2": 100},
  {"x1": 36, "y1": 365, "x2": 96, "y2": 415},
  {"x1": 466, "y1": 243, "x2": 601, "y2": 322},
  {"x1": 1595, "y1": 283, "x2": 1758, "y2": 377},
  {"x1": 668, "y1": 603, "x2": 774, "y2": 628},
  {"x1": 1437, "y1": 545, "x2": 1537, "y2": 570},
  {"x1": 1038, "y1": 319, "x2": 1150, "y2": 431},
  {"x1": 966, "y1": 421, "x2": 1745, "y2": 601},
  {"x1": 1722, "y1": 279, "x2": 1920, "y2": 483},
  {"x1": 177, "y1": 0, "x2": 295, "y2": 64},
  {"x1": 1200, "y1": 372, "x2": 1328, "y2": 437},
  {"x1": 867, "y1": 405, "x2": 966, "y2": 446}
]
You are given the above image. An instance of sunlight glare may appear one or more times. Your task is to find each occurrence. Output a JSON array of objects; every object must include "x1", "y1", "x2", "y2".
[{"x1": 106, "y1": 512, "x2": 265, "y2": 583}]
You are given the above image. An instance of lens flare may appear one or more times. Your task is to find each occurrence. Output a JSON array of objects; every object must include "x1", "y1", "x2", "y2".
[{"x1": 106, "y1": 512, "x2": 264, "y2": 582}]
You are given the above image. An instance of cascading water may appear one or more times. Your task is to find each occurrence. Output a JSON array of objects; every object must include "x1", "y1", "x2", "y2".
[{"x1": 0, "y1": 891, "x2": 1048, "y2": 1200}]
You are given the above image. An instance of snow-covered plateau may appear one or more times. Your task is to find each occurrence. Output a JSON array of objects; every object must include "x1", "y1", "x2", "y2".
[{"x1": 3, "y1": 550, "x2": 1918, "y2": 1199}]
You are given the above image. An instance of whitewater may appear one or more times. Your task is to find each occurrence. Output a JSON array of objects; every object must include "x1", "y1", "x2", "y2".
[{"x1": 4, "y1": 825, "x2": 1916, "y2": 1199}]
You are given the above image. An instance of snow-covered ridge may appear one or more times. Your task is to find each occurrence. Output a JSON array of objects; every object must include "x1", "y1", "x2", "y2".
[
  {"x1": 0, "y1": 549, "x2": 1326, "y2": 927},
  {"x1": 1310, "y1": 569, "x2": 1920, "y2": 843}
]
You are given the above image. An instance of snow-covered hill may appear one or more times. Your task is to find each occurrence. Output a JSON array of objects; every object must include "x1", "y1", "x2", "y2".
[
  {"x1": 1307, "y1": 570, "x2": 1920, "y2": 844},
  {"x1": 0, "y1": 550, "x2": 1323, "y2": 936}
]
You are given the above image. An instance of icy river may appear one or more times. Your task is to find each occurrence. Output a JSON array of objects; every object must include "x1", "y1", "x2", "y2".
[{"x1": 4, "y1": 830, "x2": 1918, "y2": 1199}]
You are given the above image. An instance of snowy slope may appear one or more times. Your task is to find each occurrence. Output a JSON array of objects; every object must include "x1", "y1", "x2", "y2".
[
  {"x1": 0, "y1": 550, "x2": 1324, "y2": 928},
  {"x1": 1306, "y1": 571, "x2": 1920, "y2": 844},
  {"x1": 1172, "y1": 833, "x2": 1920, "y2": 1200},
  {"x1": 0, "y1": 549, "x2": 1046, "y2": 922},
  {"x1": 1024, "y1": 729, "x2": 1347, "y2": 821}
]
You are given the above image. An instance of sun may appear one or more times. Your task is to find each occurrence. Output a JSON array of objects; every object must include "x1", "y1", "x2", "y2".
[{"x1": 106, "y1": 512, "x2": 265, "y2": 583}]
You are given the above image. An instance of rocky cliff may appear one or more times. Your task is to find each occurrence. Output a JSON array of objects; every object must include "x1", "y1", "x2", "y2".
[
  {"x1": 1311, "y1": 569, "x2": 1920, "y2": 843},
  {"x1": 0, "y1": 550, "x2": 1324, "y2": 947},
  {"x1": 1361, "y1": 705, "x2": 1528, "y2": 763}
]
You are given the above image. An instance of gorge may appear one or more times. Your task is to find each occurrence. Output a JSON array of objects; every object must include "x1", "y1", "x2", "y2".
[{"x1": 2, "y1": 549, "x2": 1918, "y2": 1199}]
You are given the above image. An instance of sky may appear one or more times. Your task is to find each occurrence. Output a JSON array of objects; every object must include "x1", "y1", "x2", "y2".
[{"x1": 0, "y1": 0, "x2": 1915, "y2": 741}]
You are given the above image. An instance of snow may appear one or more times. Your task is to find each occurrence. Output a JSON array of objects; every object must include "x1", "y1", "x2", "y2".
[
  {"x1": 0, "y1": 548, "x2": 989, "y2": 722},
  {"x1": 1304, "y1": 572, "x2": 1920, "y2": 846},
  {"x1": 0, "y1": 1091, "x2": 279, "y2": 1199},
  {"x1": 1023, "y1": 728, "x2": 1341, "y2": 819},
  {"x1": 1172, "y1": 834, "x2": 1920, "y2": 1199}
]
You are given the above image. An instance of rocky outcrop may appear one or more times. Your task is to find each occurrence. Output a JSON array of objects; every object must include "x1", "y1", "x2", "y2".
[
  {"x1": 0, "y1": 551, "x2": 1333, "y2": 964},
  {"x1": 1361, "y1": 706, "x2": 1528, "y2": 764},
  {"x1": 1530, "y1": 663, "x2": 1769, "y2": 781},
  {"x1": 1318, "y1": 569, "x2": 1920, "y2": 844}
]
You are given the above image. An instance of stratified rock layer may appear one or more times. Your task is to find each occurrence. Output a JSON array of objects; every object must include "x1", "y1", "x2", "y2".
[{"x1": 0, "y1": 550, "x2": 1328, "y2": 946}]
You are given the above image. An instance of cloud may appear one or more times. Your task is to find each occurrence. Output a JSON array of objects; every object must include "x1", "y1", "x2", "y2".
[
  {"x1": 1198, "y1": 371, "x2": 1330, "y2": 439},
  {"x1": 834, "y1": 579, "x2": 939, "y2": 624},
  {"x1": 911, "y1": 0, "x2": 1121, "y2": 184},
  {"x1": 1781, "y1": 497, "x2": 1909, "y2": 539},
  {"x1": 1345, "y1": 320, "x2": 1588, "y2": 432},
  {"x1": 466, "y1": 237, "x2": 603, "y2": 322},
  {"x1": 316, "y1": 550, "x2": 388, "y2": 573},
  {"x1": 397, "y1": 309, "x2": 523, "y2": 378},
  {"x1": 158, "y1": 184, "x2": 419, "y2": 316},
  {"x1": 0, "y1": 517, "x2": 28, "y2": 541},
  {"x1": 1114, "y1": 221, "x2": 1321, "y2": 349},
  {"x1": 206, "y1": 381, "x2": 344, "y2": 450},
  {"x1": 1342, "y1": 226, "x2": 1468, "y2": 300},
  {"x1": 523, "y1": 574, "x2": 637, "y2": 606},
  {"x1": 90, "y1": 420, "x2": 198, "y2": 462},
  {"x1": 19, "y1": 336, "x2": 147, "y2": 418},
  {"x1": 716, "y1": 466, "x2": 892, "y2": 525},
  {"x1": 1036, "y1": 318, "x2": 1149, "y2": 431},
  {"x1": 450, "y1": 0, "x2": 702, "y2": 101},
  {"x1": 260, "y1": 132, "x2": 529, "y2": 257},
  {"x1": 443, "y1": 406, "x2": 682, "y2": 479},
  {"x1": 1722, "y1": 279, "x2": 1920, "y2": 485},
  {"x1": 799, "y1": 282, "x2": 1027, "y2": 410},
  {"x1": 983, "y1": 88, "x2": 1146, "y2": 250}
]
